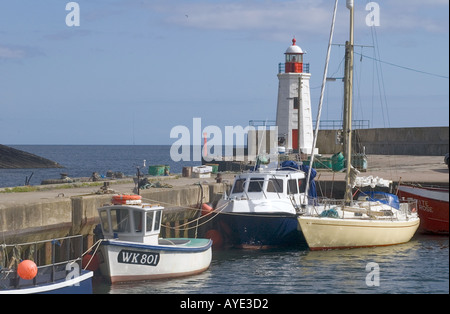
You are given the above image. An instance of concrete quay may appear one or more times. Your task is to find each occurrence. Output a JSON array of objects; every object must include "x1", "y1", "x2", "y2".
[
  {"x1": 0, "y1": 155, "x2": 448, "y2": 245},
  {"x1": 0, "y1": 176, "x2": 229, "y2": 245}
]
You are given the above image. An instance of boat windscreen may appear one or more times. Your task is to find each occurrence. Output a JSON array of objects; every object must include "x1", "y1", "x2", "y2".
[
  {"x1": 248, "y1": 178, "x2": 264, "y2": 192},
  {"x1": 267, "y1": 178, "x2": 283, "y2": 193},
  {"x1": 231, "y1": 178, "x2": 246, "y2": 194}
]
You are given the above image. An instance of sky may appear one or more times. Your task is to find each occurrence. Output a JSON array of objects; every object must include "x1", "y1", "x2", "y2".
[{"x1": 0, "y1": 0, "x2": 448, "y2": 145}]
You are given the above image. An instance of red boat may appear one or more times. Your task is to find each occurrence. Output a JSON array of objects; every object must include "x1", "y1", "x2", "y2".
[{"x1": 398, "y1": 184, "x2": 449, "y2": 235}]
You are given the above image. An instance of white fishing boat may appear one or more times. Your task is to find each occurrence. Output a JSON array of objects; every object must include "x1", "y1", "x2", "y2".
[
  {"x1": 297, "y1": 0, "x2": 419, "y2": 250},
  {"x1": 96, "y1": 195, "x2": 212, "y2": 283},
  {"x1": 211, "y1": 160, "x2": 316, "y2": 249}
]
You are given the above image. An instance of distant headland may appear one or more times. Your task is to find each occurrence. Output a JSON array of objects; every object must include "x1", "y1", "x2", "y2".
[{"x1": 0, "y1": 144, "x2": 63, "y2": 169}]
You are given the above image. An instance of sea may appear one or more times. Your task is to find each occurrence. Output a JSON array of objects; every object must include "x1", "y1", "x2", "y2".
[
  {"x1": 0, "y1": 145, "x2": 199, "y2": 188},
  {"x1": 1, "y1": 145, "x2": 448, "y2": 296}
]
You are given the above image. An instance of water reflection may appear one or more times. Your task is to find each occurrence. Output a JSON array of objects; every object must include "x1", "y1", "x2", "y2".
[{"x1": 95, "y1": 234, "x2": 448, "y2": 294}]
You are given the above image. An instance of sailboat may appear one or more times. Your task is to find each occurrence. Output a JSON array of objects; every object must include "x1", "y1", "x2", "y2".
[{"x1": 297, "y1": 0, "x2": 420, "y2": 250}]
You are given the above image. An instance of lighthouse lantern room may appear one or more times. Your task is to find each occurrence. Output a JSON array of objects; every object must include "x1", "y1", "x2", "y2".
[
  {"x1": 284, "y1": 38, "x2": 304, "y2": 73},
  {"x1": 276, "y1": 38, "x2": 316, "y2": 155}
]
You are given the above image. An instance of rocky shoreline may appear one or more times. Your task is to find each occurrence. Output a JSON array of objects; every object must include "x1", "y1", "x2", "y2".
[{"x1": 0, "y1": 144, "x2": 63, "y2": 169}]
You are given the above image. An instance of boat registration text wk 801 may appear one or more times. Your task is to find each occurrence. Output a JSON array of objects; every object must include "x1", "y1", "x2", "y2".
[{"x1": 117, "y1": 249, "x2": 159, "y2": 266}]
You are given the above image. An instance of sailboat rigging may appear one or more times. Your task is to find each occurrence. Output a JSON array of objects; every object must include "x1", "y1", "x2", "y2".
[
  {"x1": 304, "y1": 0, "x2": 339, "y2": 206},
  {"x1": 298, "y1": 0, "x2": 420, "y2": 250}
]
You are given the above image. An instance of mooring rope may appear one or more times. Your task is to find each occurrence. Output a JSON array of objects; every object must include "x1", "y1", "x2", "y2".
[
  {"x1": 160, "y1": 200, "x2": 231, "y2": 231},
  {"x1": 81, "y1": 239, "x2": 103, "y2": 270}
]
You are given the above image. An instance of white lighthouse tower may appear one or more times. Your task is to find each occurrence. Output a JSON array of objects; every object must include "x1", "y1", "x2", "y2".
[{"x1": 275, "y1": 38, "x2": 315, "y2": 155}]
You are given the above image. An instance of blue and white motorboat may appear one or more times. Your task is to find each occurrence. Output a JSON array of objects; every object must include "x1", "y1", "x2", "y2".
[
  {"x1": 0, "y1": 235, "x2": 93, "y2": 294},
  {"x1": 96, "y1": 195, "x2": 212, "y2": 283},
  {"x1": 211, "y1": 160, "x2": 316, "y2": 249}
]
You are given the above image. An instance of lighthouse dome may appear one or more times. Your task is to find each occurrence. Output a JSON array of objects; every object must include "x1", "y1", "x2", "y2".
[{"x1": 285, "y1": 38, "x2": 304, "y2": 54}]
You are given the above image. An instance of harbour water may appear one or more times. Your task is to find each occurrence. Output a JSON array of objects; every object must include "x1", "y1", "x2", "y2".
[
  {"x1": 94, "y1": 234, "x2": 448, "y2": 294},
  {"x1": 1, "y1": 145, "x2": 448, "y2": 294}
]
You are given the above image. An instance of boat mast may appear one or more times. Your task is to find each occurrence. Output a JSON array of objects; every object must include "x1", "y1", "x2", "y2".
[{"x1": 343, "y1": 0, "x2": 354, "y2": 203}]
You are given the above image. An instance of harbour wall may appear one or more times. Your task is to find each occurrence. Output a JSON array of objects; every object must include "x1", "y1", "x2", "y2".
[
  {"x1": 0, "y1": 183, "x2": 227, "y2": 245},
  {"x1": 316, "y1": 127, "x2": 449, "y2": 156}
]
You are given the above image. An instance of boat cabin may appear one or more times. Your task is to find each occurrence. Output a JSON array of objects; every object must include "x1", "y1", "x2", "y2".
[
  {"x1": 98, "y1": 203, "x2": 163, "y2": 245},
  {"x1": 229, "y1": 170, "x2": 307, "y2": 203}
]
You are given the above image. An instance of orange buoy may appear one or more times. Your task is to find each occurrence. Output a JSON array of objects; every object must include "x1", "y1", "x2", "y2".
[
  {"x1": 82, "y1": 253, "x2": 100, "y2": 271},
  {"x1": 112, "y1": 194, "x2": 142, "y2": 205},
  {"x1": 205, "y1": 229, "x2": 223, "y2": 248},
  {"x1": 17, "y1": 260, "x2": 38, "y2": 280},
  {"x1": 201, "y1": 203, "x2": 214, "y2": 216}
]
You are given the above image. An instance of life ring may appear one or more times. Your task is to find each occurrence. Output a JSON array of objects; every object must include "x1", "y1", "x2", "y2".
[{"x1": 112, "y1": 194, "x2": 142, "y2": 205}]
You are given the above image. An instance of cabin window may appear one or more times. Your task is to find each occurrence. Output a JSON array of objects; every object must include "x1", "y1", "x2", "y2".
[
  {"x1": 110, "y1": 208, "x2": 130, "y2": 233},
  {"x1": 146, "y1": 212, "x2": 154, "y2": 232},
  {"x1": 298, "y1": 179, "x2": 306, "y2": 193},
  {"x1": 248, "y1": 178, "x2": 264, "y2": 192},
  {"x1": 288, "y1": 179, "x2": 298, "y2": 194},
  {"x1": 154, "y1": 210, "x2": 161, "y2": 231},
  {"x1": 134, "y1": 211, "x2": 143, "y2": 233},
  {"x1": 267, "y1": 179, "x2": 283, "y2": 193},
  {"x1": 100, "y1": 210, "x2": 110, "y2": 233},
  {"x1": 231, "y1": 178, "x2": 246, "y2": 194}
]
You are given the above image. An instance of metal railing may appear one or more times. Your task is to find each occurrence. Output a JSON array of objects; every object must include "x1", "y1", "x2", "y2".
[
  {"x1": 248, "y1": 120, "x2": 276, "y2": 127},
  {"x1": 313, "y1": 119, "x2": 370, "y2": 130},
  {"x1": 247, "y1": 120, "x2": 369, "y2": 130},
  {"x1": 0, "y1": 235, "x2": 84, "y2": 290},
  {"x1": 278, "y1": 63, "x2": 310, "y2": 74}
]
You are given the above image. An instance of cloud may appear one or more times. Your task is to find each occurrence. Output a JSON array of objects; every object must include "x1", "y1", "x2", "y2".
[
  {"x1": 44, "y1": 29, "x2": 92, "y2": 41},
  {"x1": 145, "y1": 0, "x2": 334, "y2": 41},
  {"x1": 378, "y1": 2, "x2": 449, "y2": 33},
  {"x1": 143, "y1": 0, "x2": 448, "y2": 39},
  {"x1": 0, "y1": 45, "x2": 43, "y2": 60},
  {"x1": 0, "y1": 46, "x2": 26, "y2": 59}
]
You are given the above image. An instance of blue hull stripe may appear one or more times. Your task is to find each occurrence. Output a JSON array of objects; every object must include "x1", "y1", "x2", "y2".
[{"x1": 102, "y1": 239, "x2": 212, "y2": 253}]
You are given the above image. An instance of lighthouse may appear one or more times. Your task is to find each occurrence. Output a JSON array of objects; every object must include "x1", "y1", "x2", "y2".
[{"x1": 275, "y1": 38, "x2": 315, "y2": 155}]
